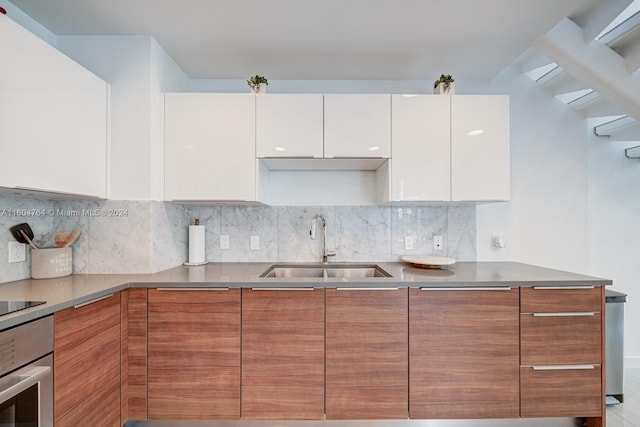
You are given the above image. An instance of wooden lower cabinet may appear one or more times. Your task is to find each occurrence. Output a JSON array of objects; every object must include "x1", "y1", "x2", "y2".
[
  {"x1": 409, "y1": 287, "x2": 520, "y2": 419},
  {"x1": 241, "y1": 288, "x2": 325, "y2": 419},
  {"x1": 54, "y1": 293, "x2": 121, "y2": 427},
  {"x1": 520, "y1": 285, "x2": 605, "y2": 422},
  {"x1": 325, "y1": 288, "x2": 408, "y2": 419},
  {"x1": 147, "y1": 288, "x2": 241, "y2": 419}
]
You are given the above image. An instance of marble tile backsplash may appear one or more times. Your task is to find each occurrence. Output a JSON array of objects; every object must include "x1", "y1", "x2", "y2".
[{"x1": 0, "y1": 195, "x2": 476, "y2": 284}]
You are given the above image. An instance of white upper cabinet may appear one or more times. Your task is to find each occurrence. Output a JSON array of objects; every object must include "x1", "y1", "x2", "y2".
[
  {"x1": 390, "y1": 95, "x2": 451, "y2": 202},
  {"x1": 256, "y1": 94, "x2": 323, "y2": 158},
  {"x1": 324, "y1": 94, "x2": 391, "y2": 158},
  {"x1": 0, "y1": 15, "x2": 108, "y2": 198},
  {"x1": 451, "y1": 95, "x2": 510, "y2": 201},
  {"x1": 164, "y1": 93, "x2": 257, "y2": 201}
]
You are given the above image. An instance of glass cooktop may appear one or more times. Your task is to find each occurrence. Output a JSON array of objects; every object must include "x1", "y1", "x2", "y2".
[{"x1": 0, "y1": 301, "x2": 46, "y2": 316}]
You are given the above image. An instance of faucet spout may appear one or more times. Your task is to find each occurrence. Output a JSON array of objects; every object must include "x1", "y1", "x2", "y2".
[{"x1": 310, "y1": 214, "x2": 336, "y2": 263}]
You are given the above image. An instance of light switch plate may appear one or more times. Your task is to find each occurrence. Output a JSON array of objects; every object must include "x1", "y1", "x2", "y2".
[
  {"x1": 250, "y1": 235, "x2": 260, "y2": 251},
  {"x1": 404, "y1": 236, "x2": 415, "y2": 251},
  {"x1": 220, "y1": 235, "x2": 230, "y2": 250}
]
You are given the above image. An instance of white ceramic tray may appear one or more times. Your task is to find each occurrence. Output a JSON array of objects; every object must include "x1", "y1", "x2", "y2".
[{"x1": 401, "y1": 255, "x2": 456, "y2": 269}]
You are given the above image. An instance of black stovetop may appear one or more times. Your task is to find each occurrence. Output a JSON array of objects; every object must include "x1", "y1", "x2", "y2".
[{"x1": 0, "y1": 301, "x2": 46, "y2": 316}]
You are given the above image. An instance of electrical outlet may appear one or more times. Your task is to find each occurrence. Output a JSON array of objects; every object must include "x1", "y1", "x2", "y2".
[
  {"x1": 250, "y1": 235, "x2": 260, "y2": 251},
  {"x1": 8, "y1": 242, "x2": 26, "y2": 263},
  {"x1": 220, "y1": 235, "x2": 230, "y2": 250},
  {"x1": 433, "y1": 235, "x2": 443, "y2": 251}
]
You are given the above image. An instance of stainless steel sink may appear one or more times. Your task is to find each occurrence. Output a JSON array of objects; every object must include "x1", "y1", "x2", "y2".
[{"x1": 260, "y1": 263, "x2": 392, "y2": 279}]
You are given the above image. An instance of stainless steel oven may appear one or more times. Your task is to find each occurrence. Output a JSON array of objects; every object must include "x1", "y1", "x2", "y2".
[{"x1": 0, "y1": 316, "x2": 53, "y2": 427}]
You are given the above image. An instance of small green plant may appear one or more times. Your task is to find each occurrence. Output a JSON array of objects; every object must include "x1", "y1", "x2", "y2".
[
  {"x1": 247, "y1": 75, "x2": 268, "y2": 92},
  {"x1": 434, "y1": 74, "x2": 454, "y2": 91}
]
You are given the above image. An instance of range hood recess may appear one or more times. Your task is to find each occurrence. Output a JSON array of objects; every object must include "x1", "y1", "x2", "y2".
[{"x1": 259, "y1": 157, "x2": 387, "y2": 171}]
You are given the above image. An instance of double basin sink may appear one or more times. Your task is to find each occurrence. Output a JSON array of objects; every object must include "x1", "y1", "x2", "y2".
[{"x1": 260, "y1": 263, "x2": 392, "y2": 279}]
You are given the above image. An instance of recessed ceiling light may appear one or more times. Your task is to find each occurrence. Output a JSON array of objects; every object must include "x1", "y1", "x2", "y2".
[
  {"x1": 274, "y1": 146, "x2": 286, "y2": 152},
  {"x1": 368, "y1": 146, "x2": 380, "y2": 151},
  {"x1": 185, "y1": 144, "x2": 197, "y2": 149},
  {"x1": 401, "y1": 94, "x2": 418, "y2": 98},
  {"x1": 468, "y1": 129, "x2": 484, "y2": 136}
]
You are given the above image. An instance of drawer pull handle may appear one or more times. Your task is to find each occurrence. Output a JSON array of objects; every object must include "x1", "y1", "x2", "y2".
[
  {"x1": 74, "y1": 294, "x2": 113, "y2": 309},
  {"x1": 531, "y1": 312, "x2": 596, "y2": 317},
  {"x1": 336, "y1": 287, "x2": 398, "y2": 291},
  {"x1": 420, "y1": 287, "x2": 512, "y2": 291},
  {"x1": 251, "y1": 287, "x2": 315, "y2": 291},
  {"x1": 532, "y1": 286, "x2": 595, "y2": 290},
  {"x1": 531, "y1": 365, "x2": 596, "y2": 371},
  {"x1": 156, "y1": 287, "x2": 229, "y2": 291}
]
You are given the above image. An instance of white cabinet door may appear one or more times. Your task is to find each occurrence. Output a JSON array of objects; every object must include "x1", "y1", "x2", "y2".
[
  {"x1": 390, "y1": 95, "x2": 451, "y2": 202},
  {"x1": 451, "y1": 95, "x2": 510, "y2": 201},
  {"x1": 164, "y1": 93, "x2": 256, "y2": 201},
  {"x1": 0, "y1": 15, "x2": 108, "y2": 198},
  {"x1": 324, "y1": 94, "x2": 391, "y2": 158},
  {"x1": 256, "y1": 94, "x2": 323, "y2": 158}
]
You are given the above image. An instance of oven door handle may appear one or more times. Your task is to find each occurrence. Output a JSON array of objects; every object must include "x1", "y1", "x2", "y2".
[{"x1": 0, "y1": 366, "x2": 51, "y2": 404}]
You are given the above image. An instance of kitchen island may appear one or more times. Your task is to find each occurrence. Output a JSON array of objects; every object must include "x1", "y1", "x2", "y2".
[{"x1": 0, "y1": 262, "x2": 610, "y2": 427}]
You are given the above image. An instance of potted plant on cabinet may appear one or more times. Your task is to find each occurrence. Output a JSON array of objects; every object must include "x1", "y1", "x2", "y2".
[
  {"x1": 247, "y1": 75, "x2": 268, "y2": 94},
  {"x1": 433, "y1": 74, "x2": 455, "y2": 94}
]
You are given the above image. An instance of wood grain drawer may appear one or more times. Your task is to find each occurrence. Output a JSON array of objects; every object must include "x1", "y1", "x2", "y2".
[
  {"x1": 521, "y1": 312, "x2": 602, "y2": 365},
  {"x1": 520, "y1": 286, "x2": 602, "y2": 313},
  {"x1": 520, "y1": 365, "x2": 602, "y2": 417}
]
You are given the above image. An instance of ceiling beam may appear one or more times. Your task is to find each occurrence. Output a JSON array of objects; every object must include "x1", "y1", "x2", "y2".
[
  {"x1": 571, "y1": 0, "x2": 633, "y2": 42},
  {"x1": 535, "y1": 17, "x2": 640, "y2": 122}
]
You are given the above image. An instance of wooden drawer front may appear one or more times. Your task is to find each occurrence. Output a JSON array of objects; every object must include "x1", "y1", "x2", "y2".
[
  {"x1": 242, "y1": 288, "x2": 325, "y2": 420},
  {"x1": 409, "y1": 288, "x2": 520, "y2": 419},
  {"x1": 521, "y1": 313, "x2": 601, "y2": 365},
  {"x1": 520, "y1": 286, "x2": 602, "y2": 313},
  {"x1": 148, "y1": 288, "x2": 241, "y2": 420},
  {"x1": 55, "y1": 293, "x2": 121, "y2": 427},
  {"x1": 326, "y1": 288, "x2": 408, "y2": 419},
  {"x1": 521, "y1": 365, "x2": 602, "y2": 417}
]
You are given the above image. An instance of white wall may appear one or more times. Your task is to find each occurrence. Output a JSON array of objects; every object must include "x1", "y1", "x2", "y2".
[
  {"x1": 588, "y1": 133, "x2": 640, "y2": 367},
  {"x1": 0, "y1": 0, "x2": 55, "y2": 46}
]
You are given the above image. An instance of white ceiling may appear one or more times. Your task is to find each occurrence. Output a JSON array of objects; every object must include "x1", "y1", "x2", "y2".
[{"x1": 9, "y1": 0, "x2": 594, "y2": 80}]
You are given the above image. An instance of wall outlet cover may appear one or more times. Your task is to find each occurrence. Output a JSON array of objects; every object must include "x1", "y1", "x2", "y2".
[
  {"x1": 433, "y1": 235, "x2": 443, "y2": 251},
  {"x1": 8, "y1": 241, "x2": 26, "y2": 263}
]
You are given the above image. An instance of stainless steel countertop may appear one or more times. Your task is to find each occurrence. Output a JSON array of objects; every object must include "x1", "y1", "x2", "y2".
[{"x1": 0, "y1": 261, "x2": 611, "y2": 331}]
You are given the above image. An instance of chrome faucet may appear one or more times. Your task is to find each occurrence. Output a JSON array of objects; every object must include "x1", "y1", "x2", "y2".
[{"x1": 310, "y1": 214, "x2": 336, "y2": 263}]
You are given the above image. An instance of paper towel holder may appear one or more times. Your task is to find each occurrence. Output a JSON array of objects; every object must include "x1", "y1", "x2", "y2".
[{"x1": 184, "y1": 217, "x2": 208, "y2": 267}]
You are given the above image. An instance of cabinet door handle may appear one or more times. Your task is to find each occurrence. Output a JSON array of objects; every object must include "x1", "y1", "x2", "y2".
[
  {"x1": 74, "y1": 293, "x2": 113, "y2": 309},
  {"x1": 251, "y1": 287, "x2": 315, "y2": 291},
  {"x1": 420, "y1": 287, "x2": 512, "y2": 291},
  {"x1": 530, "y1": 365, "x2": 596, "y2": 371},
  {"x1": 532, "y1": 286, "x2": 595, "y2": 290},
  {"x1": 531, "y1": 312, "x2": 596, "y2": 317},
  {"x1": 156, "y1": 287, "x2": 229, "y2": 291},
  {"x1": 336, "y1": 287, "x2": 398, "y2": 291}
]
